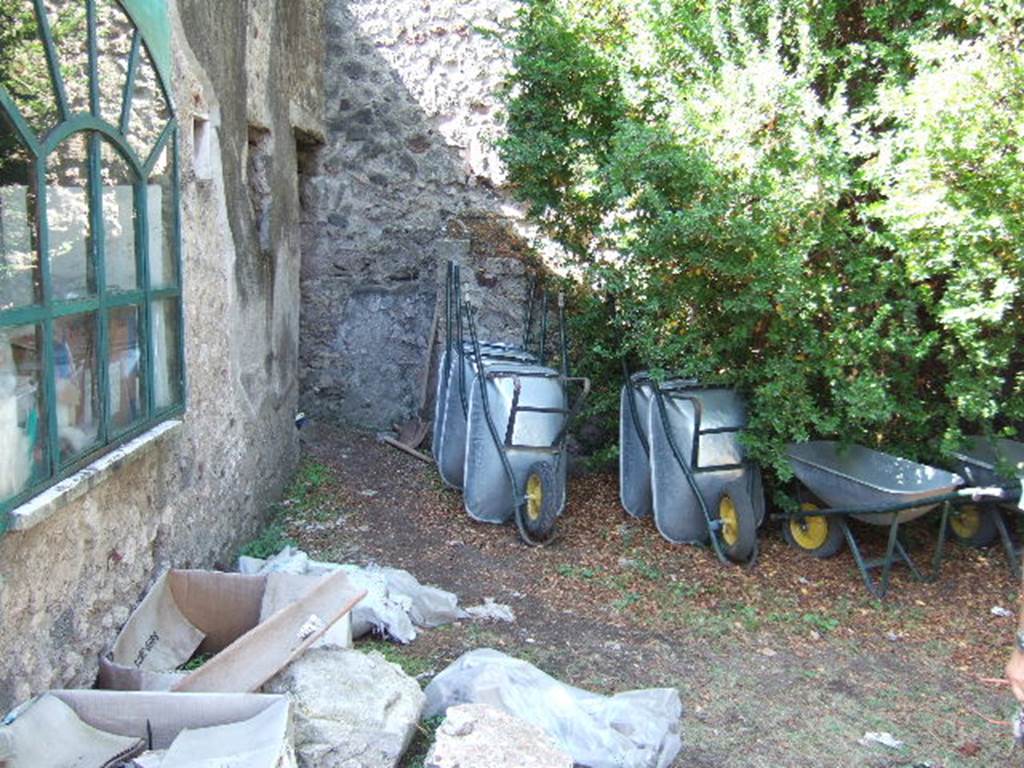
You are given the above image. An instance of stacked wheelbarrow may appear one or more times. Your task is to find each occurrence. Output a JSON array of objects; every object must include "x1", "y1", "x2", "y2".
[
  {"x1": 432, "y1": 263, "x2": 589, "y2": 544},
  {"x1": 620, "y1": 370, "x2": 765, "y2": 564}
]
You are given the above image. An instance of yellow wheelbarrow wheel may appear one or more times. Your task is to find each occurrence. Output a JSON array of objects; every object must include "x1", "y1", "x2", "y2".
[
  {"x1": 515, "y1": 461, "x2": 558, "y2": 545},
  {"x1": 950, "y1": 504, "x2": 999, "y2": 548},
  {"x1": 715, "y1": 478, "x2": 757, "y2": 564},
  {"x1": 784, "y1": 502, "x2": 845, "y2": 558}
]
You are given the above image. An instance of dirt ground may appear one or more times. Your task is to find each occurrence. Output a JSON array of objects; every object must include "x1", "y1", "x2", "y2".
[{"x1": 272, "y1": 422, "x2": 1022, "y2": 767}]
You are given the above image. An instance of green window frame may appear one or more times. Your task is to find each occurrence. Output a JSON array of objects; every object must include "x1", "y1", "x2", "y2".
[{"x1": 0, "y1": 0, "x2": 184, "y2": 526}]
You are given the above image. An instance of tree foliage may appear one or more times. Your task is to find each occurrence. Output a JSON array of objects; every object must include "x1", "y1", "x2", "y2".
[{"x1": 499, "y1": 0, "x2": 1024, "y2": 474}]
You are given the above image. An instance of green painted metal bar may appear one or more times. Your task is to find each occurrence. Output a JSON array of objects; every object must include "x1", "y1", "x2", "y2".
[
  {"x1": 137, "y1": 148, "x2": 153, "y2": 421},
  {"x1": 171, "y1": 128, "x2": 185, "y2": 405},
  {"x1": 36, "y1": 150, "x2": 61, "y2": 496},
  {"x1": 32, "y1": 0, "x2": 70, "y2": 123},
  {"x1": 50, "y1": 296, "x2": 101, "y2": 318},
  {"x1": 105, "y1": 290, "x2": 147, "y2": 308},
  {"x1": 87, "y1": 0, "x2": 99, "y2": 117},
  {"x1": 143, "y1": 121, "x2": 174, "y2": 175},
  {"x1": 120, "y1": 30, "x2": 141, "y2": 134},
  {"x1": 0, "y1": 305, "x2": 47, "y2": 327},
  {"x1": 118, "y1": 0, "x2": 173, "y2": 103},
  {"x1": 43, "y1": 115, "x2": 145, "y2": 174},
  {"x1": 0, "y1": 86, "x2": 43, "y2": 157},
  {"x1": 89, "y1": 132, "x2": 111, "y2": 451},
  {"x1": 151, "y1": 287, "x2": 181, "y2": 301}
]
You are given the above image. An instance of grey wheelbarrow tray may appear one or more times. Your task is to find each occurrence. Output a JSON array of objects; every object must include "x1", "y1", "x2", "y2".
[
  {"x1": 463, "y1": 362, "x2": 568, "y2": 524},
  {"x1": 643, "y1": 377, "x2": 764, "y2": 564},
  {"x1": 947, "y1": 436, "x2": 1024, "y2": 578},
  {"x1": 463, "y1": 309, "x2": 589, "y2": 545},
  {"x1": 619, "y1": 372, "x2": 657, "y2": 519},
  {"x1": 436, "y1": 346, "x2": 537, "y2": 489},
  {"x1": 784, "y1": 441, "x2": 965, "y2": 598}
]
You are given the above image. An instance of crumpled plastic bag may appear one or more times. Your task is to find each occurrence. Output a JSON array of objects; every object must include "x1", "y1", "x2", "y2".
[
  {"x1": 239, "y1": 547, "x2": 465, "y2": 643},
  {"x1": 423, "y1": 648, "x2": 683, "y2": 768}
]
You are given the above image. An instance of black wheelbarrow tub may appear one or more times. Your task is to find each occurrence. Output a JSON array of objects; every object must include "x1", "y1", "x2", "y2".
[{"x1": 787, "y1": 441, "x2": 964, "y2": 525}]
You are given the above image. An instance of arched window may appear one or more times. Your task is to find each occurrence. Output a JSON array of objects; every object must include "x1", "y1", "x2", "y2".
[{"x1": 0, "y1": 0, "x2": 182, "y2": 519}]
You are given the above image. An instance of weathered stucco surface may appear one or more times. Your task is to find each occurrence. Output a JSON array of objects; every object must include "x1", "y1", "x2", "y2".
[
  {"x1": 299, "y1": 0, "x2": 537, "y2": 429},
  {"x1": 0, "y1": 0, "x2": 325, "y2": 709}
]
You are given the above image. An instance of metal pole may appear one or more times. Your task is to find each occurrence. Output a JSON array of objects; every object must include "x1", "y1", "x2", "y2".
[
  {"x1": 539, "y1": 291, "x2": 548, "y2": 367},
  {"x1": 558, "y1": 291, "x2": 569, "y2": 378}
]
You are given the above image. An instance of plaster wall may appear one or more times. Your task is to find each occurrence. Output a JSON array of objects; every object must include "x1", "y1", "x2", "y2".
[
  {"x1": 299, "y1": 0, "x2": 539, "y2": 429},
  {"x1": 0, "y1": 0, "x2": 325, "y2": 709}
]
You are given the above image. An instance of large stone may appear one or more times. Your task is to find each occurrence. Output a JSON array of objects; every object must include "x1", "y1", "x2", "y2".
[
  {"x1": 264, "y1": 648, "x2": 425, "y2": 768},
  {"x1": 425, "y1": 703, "x2": 573, "y2": 768}
]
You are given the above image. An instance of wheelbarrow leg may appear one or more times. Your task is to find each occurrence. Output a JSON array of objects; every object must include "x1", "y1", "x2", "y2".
[
  {"x1": 840, "y1": 519, "x2": 883, "y2": 599},
  {"x1": 992, "y1": 508, "x2": 1022, "y2": 581},
  {"x1": 842, "y1": 516, "x2": 914, "y2": 600},
  {"x1": 877, "y1": 516, "x2": 903, "y2": 598}
]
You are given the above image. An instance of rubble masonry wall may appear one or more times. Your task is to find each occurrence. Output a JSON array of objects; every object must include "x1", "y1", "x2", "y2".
[{"x1": 299, "y1": 0, "x2": 538, "y2": 429}]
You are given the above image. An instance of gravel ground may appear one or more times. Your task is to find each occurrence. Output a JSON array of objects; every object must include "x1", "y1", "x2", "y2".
[{"x1": 269, "y1": 422, "x2": 1021, "y2": 767}]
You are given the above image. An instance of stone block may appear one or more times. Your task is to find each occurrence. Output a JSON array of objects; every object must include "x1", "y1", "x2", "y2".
[{"x1": 264, "y1": 648, "x2": 425, "y2": 768}]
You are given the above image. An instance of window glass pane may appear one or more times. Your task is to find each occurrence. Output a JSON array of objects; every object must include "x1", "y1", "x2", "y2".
[
  {"x1": 0, "y1": 0, "x2": 59, "y2": 134},
  {"x1": 108, "y1": 304, "x2": 140, "y2": 431},
  {"x1": 0, "y1": 111, "x2": 40, "y2": 310},
  {"x1": 42, "y1": 0, "x2": 90, "y2": 115},
  {"x1": 100, "y1": 140, "x2": 136, "y2": 291},
  {"x1": 54, "y1": 311, "x2": 99, "y2": 461},
  {"x1": 0, "y1": 323, "x2": 48, "y2": 503},
  {"x1": 147, "y1": 139, "x2": 175, "y2": 288},
  {"x1": 47, "y1": 132, "x2": 93, "y2": 300},
  {"x1": 95, "y1": 0, "x2": 134, "y2": 127},
  {"x1": 151, "y1": 298, "x2": 179, "y2": 409},
  {"x1": 126, "y1": 46, "x2": 169, "y2": 162}
]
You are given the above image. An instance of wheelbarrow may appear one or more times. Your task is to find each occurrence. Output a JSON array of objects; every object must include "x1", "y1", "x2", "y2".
[
  {"x1": 463, "y1": 305, "x2": 590, "y2": 544},
  {"x1": 622, "y1": 371, "x2": 764, "y2": 564},
  {"x1": 782, "y1": 441, "x2": 967, "y2": 598},
  {"x1": 433, "y1": 262, "x2": 538, "y2": 489},
  {"x1": 947, "y1": 436, "x2": 1024, "y2": 577}
]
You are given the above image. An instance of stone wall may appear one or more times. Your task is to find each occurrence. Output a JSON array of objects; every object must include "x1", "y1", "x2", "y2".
[
  {"x1": 0, "y1": 0, "x2": 325, "y2": 709},
  {"x1": 299, "y1": 0, "x2": 539, "y2": 429}
]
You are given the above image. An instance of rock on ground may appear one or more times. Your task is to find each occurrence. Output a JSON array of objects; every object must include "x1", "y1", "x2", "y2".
[
  {"x1": 264, "y1": 648, "x2": 425, "y2": 768},
  {"x1": 425, "y1": 703, "x2": 573, "y2": 768}
]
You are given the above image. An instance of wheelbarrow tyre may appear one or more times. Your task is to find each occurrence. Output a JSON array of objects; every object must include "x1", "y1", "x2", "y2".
[
  {"x1": 516, "y1": 460, "x2": 559, "y2": 546},
  {"x1": 950, "y1": 503, "x2": 999, "y2": 548},
  {"x1": 783, "y1": 503, "x2": 845, "y2": 558},
  {"x1": 717, "y1": 478, "x2": 758, "y2": 564}
]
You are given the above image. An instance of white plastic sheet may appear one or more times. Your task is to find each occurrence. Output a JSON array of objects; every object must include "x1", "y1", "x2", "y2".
[
  {"x1": 239, "y1": 548, "x2": 466, "y2": 643},
  {"x1": 423, "y1": 649, "x2": 683, "y2": 768}
]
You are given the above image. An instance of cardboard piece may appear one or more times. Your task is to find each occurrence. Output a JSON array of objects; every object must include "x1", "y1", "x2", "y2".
[
  {"x1": 0, "y1": 693, "x2": 143, "y2": 768},
  {"x1": 174, "y1": 570, "x2": 364, "y2": 693},
  {"x1": 98, "y1": 569, "x2": 365, "y2": 692},
  {"x1": 47, "y1": 689, "x2": 294, "y2": 768}
]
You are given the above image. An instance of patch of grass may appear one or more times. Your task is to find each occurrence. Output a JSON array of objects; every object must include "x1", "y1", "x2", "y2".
[
  {"x1": 400, "y1": 715, "x2": 444, "y2": 768},
  {"x1": 802, "y1": 612, "x2": 841, "y2": 635},
  {"x1": 357, "y1": 638, "x2": 436, "y2": 679},
  {"x1": 179, "y1": 651, "x2": 214, "y2": 671},
  {"x1": 625, "y1": 556, "x2": 662, "y2": 581},
  {"x1": 239, "y1": 521, "x2": 295, "y2": 559},
  {"x1": 613, "y1": 592, "x2": 641, "y2": 611},
  {"x1": 557, "y1": 563, "x2": 599, "y2": 580},
  {"x1": 281, "y1": 459, "x2": 338, "y2": 521}
]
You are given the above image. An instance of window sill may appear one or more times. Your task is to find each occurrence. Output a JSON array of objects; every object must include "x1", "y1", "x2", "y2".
[{"x1": 7, "y1": 420, "x2": 183, "y2": 533}]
